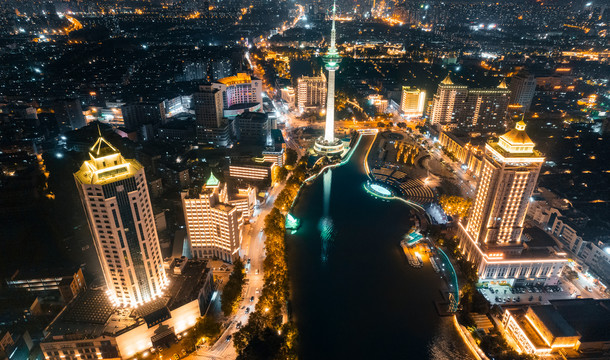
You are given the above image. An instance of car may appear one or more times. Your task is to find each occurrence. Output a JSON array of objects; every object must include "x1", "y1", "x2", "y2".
[
  {"x1": 255, "y1": 269, "x2": 259, "y2": 274},
  {"x1": 247, "y1": 258, "x2": 251, "y2": 264},
  {"x1": 245, "y1": 307, "x2": 250, "y2": 314},
  {"x1": 226, "y1": 335, "x2": 232, "y2": 342},
  {"x1": 250, "y1": 296, "x2": 255, "y2": 302}
]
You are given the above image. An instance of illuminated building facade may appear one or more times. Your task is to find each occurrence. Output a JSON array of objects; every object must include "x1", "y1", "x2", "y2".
[
  {"x1": 461, "y1": 81, "x2": 510, "y2": 129},
  {"x1": 74, "y1": 136, "x2": 168, "y2": 307},
  {"x1": 297, "y1": 73, "x2": 326, "y2": 112},
  {"x1": 212, "y1": 73, "x2": 263, "y2": 118},
  {"x1": 430, "y1": 75, "x2": 510, "y2": 129},
  {"x1": 181, "y1": 173, "x2": 243, "y2": 262},
  {"x1": 502, "y1": 299, "x2": 610, "y2": 356},
  {"x1": 459, "y1": 121, "x2": 567, "y2": 285},
  {"x1": 430, "y1": 75, "x2": 468, "y2": 125},
  {"x1": 400, "y1": 86, "x2": 426, "y2": 117},
  {"x1": 41, "y1": 259, "x2": 214, "y2": 360},
  {"x1": 314, "y1": 1, "x2": 344, "y2": 155}
]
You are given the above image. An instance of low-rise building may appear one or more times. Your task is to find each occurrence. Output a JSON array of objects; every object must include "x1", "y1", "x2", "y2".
[
  {"x1": 40, "y1": 259, "x2": 213, "y2": 360},
  {"x1": 502, "y1": 299, "x2": 610, "y2": 356}
]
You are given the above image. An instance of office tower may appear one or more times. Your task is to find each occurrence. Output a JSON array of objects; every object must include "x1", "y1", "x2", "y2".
[
  {"x1": 54, "y1": 98, "x2": 86, "y2": 131},
  {"x1": 314, "y1": 1, "x2": 343, "y2": 155},
  {"x1": 193, "y1": 84, "x2": 230, "y2": 147},
  {"x1": 194, "y1": 84, "x2": 223, "y2": 128},
  {"x1": 429, "y1": 74, "x2": 468, "y2": 125},
  {"x1": 74, "y1": 135, "x2": 167, "y2": 307},
  {"x1": 400, "y1": 86, "x2": 426, "y2": 117},
  {"x1": 509, "y1": 71, "x2": 537, "y2": 112},
  {"x1": 235, "y1": 111, "x2": 270, "y2": 145},
  {"x1": 458, "y1": 121, "x2": 567, "y2": 285},
  {"x1": 181, "y1": 173, "x2": 243, "y2": 262},
  {"x1": 210, "y1": 58, "x2": 232, "y2": 80},
  {"x1": 462, "y1": 80, "x2": 510, "y2": 129},
  {"x1": 121, "y1": 102, "x2": 162, "y2": 131},
  {"x1": 297, "y1": 73, "x2": 327, "y2": 111}
]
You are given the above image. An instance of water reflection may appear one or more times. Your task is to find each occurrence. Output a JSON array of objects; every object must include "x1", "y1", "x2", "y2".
[{"x1": 318, "y1": 169, "x2": 334, "y2": 263}]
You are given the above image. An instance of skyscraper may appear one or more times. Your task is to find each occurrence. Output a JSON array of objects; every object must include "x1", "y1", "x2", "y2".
[
  {"x1": 509, "y1": 71, "x2": 537, "y2": 112},
  {"x1": 459, "y1": 121, "x2": 567, "y2": 285},
  {"x1": 400, "y1": 86, "x2": 426, "y2": 117},
  {"x1": 193, "y1": 84, "x2": 231, "y2": 147},
  {"x1": 181, "y1": 173, "x2": 243, "y2": 262},
  {"x1": 297, "y1": 73, "x2": 326, "y2": 112},
  {"x1": 429, "y1": 74, "x2": 468, "y2": 125},
  {"x1": 74, "y1": 135, "x2": 167, "y2": 307},
  {"x1": 314, "y1": 0, "x2": 344, "y2": 155},
  {"x1": 430, "y1": 75, "x2": 510, "y2": 129},
  {"x1": 465, "y1": 121, "x2": 543, "y2": 246},
  {"x1": 462, "y1": 80, "x2": 510, "y2": 129}
]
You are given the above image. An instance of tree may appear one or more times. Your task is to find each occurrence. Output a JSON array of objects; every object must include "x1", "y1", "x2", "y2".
[
  {"x1": 397, "y1": 122, "x2": 407, "y2": 128},
  {"x1": 182, "y1": 315, "x2": 222, "y2": 351},
  {"x1": 377, "y1": 121, "x2": 386, "y2": 128},
  {"x1": 221, "y1": 258, "x2": 245, "y2": 316},
  {"x1": 285, "y1": 148, "x2": 298, "y2": 167},
  {"x1": 439, "y1": 195, "x2": 472, "y2": 219}
]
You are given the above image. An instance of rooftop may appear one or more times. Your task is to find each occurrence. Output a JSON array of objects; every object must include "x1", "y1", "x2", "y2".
[
  {"x1": 43, "y1": 260, "x2": 210, "y2": 341},
  {"x1": 529, "y1": 305, "x2": 578, "y2": 338}
]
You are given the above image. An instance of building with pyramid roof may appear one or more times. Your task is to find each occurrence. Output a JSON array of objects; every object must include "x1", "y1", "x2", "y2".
[{"x1": 458, "y1": 122, "x2": 568, "y2": 286}]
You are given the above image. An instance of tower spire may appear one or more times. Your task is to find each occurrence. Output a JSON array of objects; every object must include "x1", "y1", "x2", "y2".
[{"x1": 329, "y1": 0, "x2": 337, "y2": 53}]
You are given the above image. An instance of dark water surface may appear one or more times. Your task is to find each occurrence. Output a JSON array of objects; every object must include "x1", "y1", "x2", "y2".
[{"x1": 287, "y1": 135, "x2": 472, "y2": 360}]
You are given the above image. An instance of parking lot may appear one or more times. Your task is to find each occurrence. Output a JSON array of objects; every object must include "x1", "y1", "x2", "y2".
[{"x1": 479, "y1": 283, "x2": 578, "y2": 305}]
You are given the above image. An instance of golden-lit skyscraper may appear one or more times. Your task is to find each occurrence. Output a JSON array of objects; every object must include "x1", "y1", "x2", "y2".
[
  {"x1": 459, "y1": 121, "x2": 567, "y2": 285},
  {"x1": 400, "y1": 86, "x2": 426, "y2": 117},
  {"x1": 430, "y1": 74, "x2": 468, "y2": 125},
  {"x1": 74, "y1": 136, "x2": 167, "y2": 307},
  {"x1": 465, "y1": 120, "x2": 543, "y2": 245}
]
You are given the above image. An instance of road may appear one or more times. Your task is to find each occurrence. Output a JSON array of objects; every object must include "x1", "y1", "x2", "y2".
[{"x1": 193, "y1": 185, "x2": 283, "y2": 360}]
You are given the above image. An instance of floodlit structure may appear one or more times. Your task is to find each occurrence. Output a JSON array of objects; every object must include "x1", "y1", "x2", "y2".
[
  {"x1": 181, "y1": 173, "x2": 244, "y2": 262},
  {"x1": 400, "y1": 86, "x2": 426, "y2": 117},
  {"x1": 211, "y1": 73, "x2": 263, "y2": 118},
  {"x1": 458, "y1": 121, "x2": 568, "y2": 285},
  {"x1": 430, "y1": 75, "x2": 510, "y2": 129},
  {"x1": 74, "y1": 136, "x2": 168, "y2": 307},
  {"x1": 297, "y1": 73, "x2": 326, "y2": 112},
  {"x1": 314, "y1": 1, "x2": 344, "y2": 155},
  {"x1": 430, "y1": 74, "x2": 468, "y2": 125}
]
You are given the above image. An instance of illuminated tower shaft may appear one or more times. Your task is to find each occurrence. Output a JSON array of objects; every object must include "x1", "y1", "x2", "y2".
[
  {"x1": 323, "y1": 0, "x2": 341, "y2": 143},
  {"x1": 324, "y1": 70, "x2": 336, "y2": 141}
]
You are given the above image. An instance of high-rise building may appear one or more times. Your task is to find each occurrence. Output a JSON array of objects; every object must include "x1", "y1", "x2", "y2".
[
  {"x1": 54, "y1": 99, "x2": 86, "y2": 131},
  {"x1": 509, "y1": 71, "x2": 537, "y2": 112},
  {"x1": 430, "y1": 75, "x2": 510, "y2": 129},
  {"x1": 74, "y1": 136, "x2": 167, "y2": 307},
  {"x1": 400, "y1": 86, "x2": 426, "y2": 117},
  {"x1": 181, "y1": 173, "x2": 243, "y2": 262},
  {"x1": 462, "y1": 80, "x2": 510, "y2": 129},
  {"x1": 210, "y1": 58, "x2": 233, "y2": 80},
  {"x1": 121, "y1": 102, "x2": 162, "y2": 131},
  {"x1": 211, "y1": 73, "x2": 263, "y2": 118},
  {"x1": 458, "y1": 121, "x2": 567, "y2": 285},
  {"x1": 194, "y1": 84, "x2": 223, "y2": 128},
  {"x1": 297, "y1": 73, "x2": 326, "y2": 112},
  {"x1": 314, "y1": 1, "x2": 344, "y2": 155},
  {"x1": 235, "y1": 111, "x2": 271, "y2": 145},
  {"x1": 429, "y1": 75, "x2": 468, "y2": 125},
  {"x1": 193, "y1": 84, "x2": 231, "y2": 147}
]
